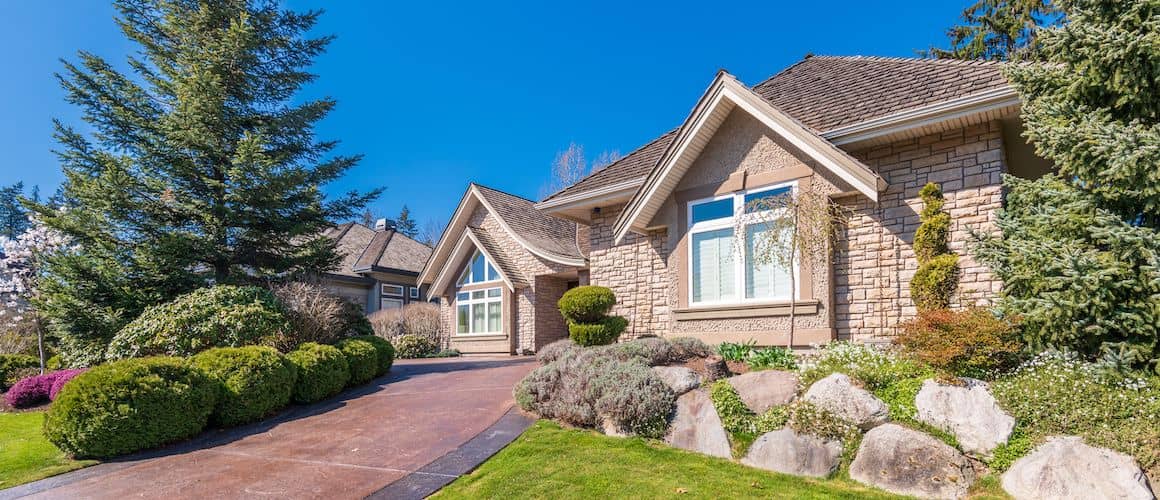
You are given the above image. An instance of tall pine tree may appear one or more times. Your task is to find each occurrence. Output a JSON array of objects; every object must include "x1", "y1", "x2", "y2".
[
  {"x1": 30, "y1": 0, "x2": 379, "y2": 364},
  {"x1": 395, "y1": 205, "x2": 417, "y2": 238},
  {"x1": 926, "y1": 0, "x2": 1061, "y2": 61},
  {"x1": 0, "y1": 182, "x2": 30, "y2": 239},
  {"x1": 974, "y1": 0, "x2": 1160, "y2": 371}
]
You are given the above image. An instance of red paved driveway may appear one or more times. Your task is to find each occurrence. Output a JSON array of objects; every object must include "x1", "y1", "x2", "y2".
[{"x1": 6, "y1": 357, "x2": 536, "y2": 500}]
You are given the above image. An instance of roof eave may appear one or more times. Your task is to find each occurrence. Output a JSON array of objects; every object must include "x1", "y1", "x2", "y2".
[{"x1": 822, "y1": 87, "x2": 1020, "y2": 146}]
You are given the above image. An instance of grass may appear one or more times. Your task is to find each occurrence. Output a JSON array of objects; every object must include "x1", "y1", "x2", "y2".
[
  {"x1": 0, "y1": 411, "x2": 96, "y2": 489},
  {"x1": 435, "y1": 420, "x2": 907, "y2": 499}
]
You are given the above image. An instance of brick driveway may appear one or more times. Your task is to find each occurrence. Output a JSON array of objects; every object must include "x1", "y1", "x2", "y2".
[{"x1": 3, "y1": 357, "x2": 536, "y2": 500}]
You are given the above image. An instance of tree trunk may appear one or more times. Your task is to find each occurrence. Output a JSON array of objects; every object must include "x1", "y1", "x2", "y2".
[
  {"x1": 35, "y1": 316, "x2": 45, "y2": 374},
  {"x1": 788, "y1": 216, "x2": 798, "y2": 349},
  {"x1": 704, "y1": 355, "x2": 729, "y2": 382}
]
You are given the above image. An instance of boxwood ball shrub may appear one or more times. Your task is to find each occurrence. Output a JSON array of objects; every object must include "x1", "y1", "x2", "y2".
[
  {"x1": 568, "y1": 316, "x2": 628, "y2": 347},
  {"x1": 285, "y1": 342, "x2": 350, "y2": 403},
  {"x1": 106, "y1": 285, "x2": 292, "y2": 360},
  {"x1": 334, "y1": 338, "x2": 378, "y2": 385},
  {"x1": 394, "y1": 334, "x2": 438, "y2": 359},
  {"x1": 350, "y1": 335, "x2": 395, "y2": 376},
  {"x1": 43, "y1": 357, "x2": 218, "y2": 458},
  {"x1": 188, "y1": 346, "x2": 297, "y2": 427}
]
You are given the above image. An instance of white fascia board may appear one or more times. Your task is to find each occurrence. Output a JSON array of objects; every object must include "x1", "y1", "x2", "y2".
[
  {"x1": 429, "y1": 230, "x2": 515, "y2": 295},
  {"x1": 823, "y1": 87, "x2": 1020, "y2": 145},
  {"x1": 534, "y1": 178, "x2": 644, "y2": 211},
  {"x1": 417, "y1": 186, "x2": 478, "y2": 285},
  {"x1": 470, "y1": 186, "x2": 587, "y2": 267}
]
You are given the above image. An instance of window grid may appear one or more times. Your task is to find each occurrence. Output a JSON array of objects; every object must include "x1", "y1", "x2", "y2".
[{"x1": 455, "y1": 287, "x2": 502, "y2": 335}]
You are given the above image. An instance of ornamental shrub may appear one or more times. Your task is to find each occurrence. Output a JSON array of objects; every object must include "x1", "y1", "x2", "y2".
[
  {"x1": 394, "y1": 334, "x2": 438, "y2": 359},
  {"x1": 591, "y1": 359, "x2": 675, "y2": 438},
  {"x1": 910, "y1": 183, "x2": 959, "y2": 311},
  {"x1": 270, "y1": 282, "x2": 371, "y2": 352},
  {"x1": 349, "y1": 335, "x2": 394, "y2": 376},
  {"x1": 285, "y1": 343, "x2": 350, "y2": 404},
  {"x1": 4, "y1": 372, "x2": 56, "y2": 408},
  {"x1": 0, "y1": 353, "x2": 39, "y2": 389},
  {"x1": 536, "y1": 338, "x2": 577, "y2": 364},
  {"x1": 334, "y1": 338, "x2": 378, "y2": 385},
  {"x1": 568, "y1": 316, "x2": 627, "y2": 347},
  {"x1": 106, "y1": 285, "x2": 291, "y2": 360},
  {"x1": 897, "y1": 308, "x2": 1024, "y2": 379},
  {"x1": 43, "y1": 357, "x2": 217, "y2": 458},
  {"x1": 188, "y1": 346, "x2": 297, "y2": 427},
  {"x1": 48, "y1": 369, "x2": 87, "y2": 401},
  {"x1": 557, "y1": 286, "x2": 616, "y2": 324}
]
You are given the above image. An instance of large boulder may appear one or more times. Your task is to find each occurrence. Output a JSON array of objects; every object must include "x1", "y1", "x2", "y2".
[
  {"x1": 742, "y1": 428, "x2": 842, "y2": 478},
  {"x1": 652, "y1": 366, "x2": 701, "y2": 396},
  {"x1": 850, "y1": 424, "x2": 976, "y2": 500},
  {"x1": 803, "y1": 373, "x2": 889, "y2": 430},
  {"x1": 726, "y1": 370, "x2": 798, "y2": 414},
  {"x1": 915, "y1": 378, "x2": 1014, "y2": 458},
  {"x1": 1002, "y1": 436, "x2": 1154, "y2": 500},
  {"x1": 664, "y1": 389, "x2": 731, "y2": 459}
]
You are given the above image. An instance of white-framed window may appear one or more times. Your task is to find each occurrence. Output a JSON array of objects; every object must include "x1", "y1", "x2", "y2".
[
  {"x1": 381, "y1": 284, "x2": 404, "y2": 297},
  {"x1": 409, "y1": 286, "x2": 420, "y2": 299},
  {"x1": 457, "y1": 250, "x2": 500, "y2": 286},
  {"x1": 455, "y1": 287, "x2": 502, "y2": 334},
  {"x1": 687, "y1": 182, "x2": 797, "y2": 306},
  {"x1": 380, "y1": 298, "x2": 403, "y2": 310}
]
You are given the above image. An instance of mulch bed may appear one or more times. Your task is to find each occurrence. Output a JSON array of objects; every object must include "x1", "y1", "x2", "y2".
[{"x1": 680, "y1": 357, "x2": 751, "y2": 381}]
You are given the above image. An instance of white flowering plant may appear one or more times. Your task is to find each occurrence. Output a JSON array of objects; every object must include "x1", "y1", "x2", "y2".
[{"x1": 0, "y1": 217, "x2": 70, "y2": 365}]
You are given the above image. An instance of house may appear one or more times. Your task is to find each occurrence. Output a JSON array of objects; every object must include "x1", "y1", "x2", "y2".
[
  {"x1": 321, "y1": 219, "x2": 433, "y2": 313},
  {"x1": 417, "y1": 55, "x2": 1052, "y2": 355}
]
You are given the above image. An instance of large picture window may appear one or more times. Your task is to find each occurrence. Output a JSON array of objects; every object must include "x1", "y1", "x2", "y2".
[
  {"x1": 687, "y1": 183, "x2": 796, "y2": 306},
  {"x1": 456, "y1": 287, "x2": 502, "y2": 334},
  {"x1": 458, "y1": 250, "x2": 500, "y2": 286}
]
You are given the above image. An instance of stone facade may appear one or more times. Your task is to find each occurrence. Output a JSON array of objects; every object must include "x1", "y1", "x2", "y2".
[{"x1": 587, "y1": 204, "x2": 671, "y2": 339}]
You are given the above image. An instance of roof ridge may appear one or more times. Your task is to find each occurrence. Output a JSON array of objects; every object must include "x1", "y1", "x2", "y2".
[
  {"x1": 805, "y1": 54, "x2": 1004, "y2": 66},
  {"x1": 471, "y1": 182, "x2": 537, "y2": 204},
  {"x1": 540, "y1": 128, "x2": 678, "y2": 203}
]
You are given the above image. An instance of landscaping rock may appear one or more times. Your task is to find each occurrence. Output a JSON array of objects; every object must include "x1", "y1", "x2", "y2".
[
  {"x1": 664, "y1": 389, "x2": 731, "y2": 459},
  {"x1": 600, "y1": 415, "x2": 630, "y2": 438},
  {"x1": 803, "y1": 373, "x2": 889, "y2": 430},
  {"x1": 1002, "y1": 436, "x2": 1154, "y2": 500},
  {"x1": 742, "y1": 428, "x2": 842, "y2": 478},
  {"x1": 652, "y1": 366, "x2": 701, "y2": 395},
  {"x1": 850, "y1": 424, "x2": 976, "y2": 500},
  {"x1": 915, "y1": 378, "x2": 1014, "y2": 458},
  {"x1": 726, "y1": 370, "x2": 798, "y2": 414}
]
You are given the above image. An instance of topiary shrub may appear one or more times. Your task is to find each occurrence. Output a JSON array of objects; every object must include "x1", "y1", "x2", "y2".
[
  {"x1": 557, "y1": 286, "x2": 617, "y2": 324},
  {"x1": 669, "y1": 337, "x2": 712, "y2": 361},
  {"x1": 188, "y1": 346, "x2": 297, "y2": 427},
  {"x1": 285, "y1": 343, "x2": 350, "y2": 404},
  {"x1": 4, "y1": 372, "x2": 56, "y2": 408},
  {"x1": 0, "y1": 353, "x2": 39, "y2": 389},
  {"x1": 536, "y1": 338, "x2": 577, "y2": 364},
  {"x1": 394, "y1": 334, "x2": 438, "y2": 359},
  {"x1": 909, "y1": 183, "x2": 959, "y2": 311},
  {"x1": 43, "y1": 357, "x2": 218, "y2": 458},
  {"x1": 350, "y1": 335, "x2": 394, "y2": 376},
  {"x1": 106, "y1": 285, "x2": 292, "y2": 360},
  {"x1": 48, "y1": 369, "x2": 87, "y2": 401},
  {"x1": 568, "y1": 316, "x2": 628, "y2": 347},
  {"x1": 897, "y1": 308, "x2": 1024, "y2": 379},
  {"x1": 334, "y1": 338, "x2": 378, "y2": 385}
]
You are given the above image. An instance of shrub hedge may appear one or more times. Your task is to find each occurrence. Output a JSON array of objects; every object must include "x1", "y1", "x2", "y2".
[
  {"x1": 285, "y1": 343, "x2": 350, "y2": 404},
  {"x1": 106, "y1": 285, "x2": 291, "y2": 360},
  {"x1": 0, "y1": 353, "x2": 39, "y2": 389},
  {"x1": 350, "y1": 335, "x2": 394, "y2": 376},
  {"x1": 334, "y1": 338, "x2": 378, "y2": 385},
  {"x1": 188, "y1": 346, "x2": 297, "y2": 427},
  {"x1": 43, "y1": 357, "x2": 218, "y2": 458}
]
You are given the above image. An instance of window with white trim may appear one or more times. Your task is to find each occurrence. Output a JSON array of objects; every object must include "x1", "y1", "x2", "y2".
[
  {"x1": 687, "y1": 182, "x2": 796, "y2": 306},
  {"x1": 409, "y1": 286, "x2": 419, "y2": 299},
  {"x1": 381, "y1": 284, "x2": 404, "y2": 297},
  {"x1": 457, "y1": 250, "x2": 500, "y2": 286},
  {"x1": 456, "y1": 288, "x2": 502, "y2": 334}
]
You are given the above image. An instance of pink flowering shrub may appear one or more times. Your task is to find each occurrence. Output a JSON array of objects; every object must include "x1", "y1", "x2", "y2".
[
  {"x1": 4, "y1": 372, "x2": 55, "y2": 408},
  {"x1": 48, "y1": 369, "x2": 87, "y2": 401}
]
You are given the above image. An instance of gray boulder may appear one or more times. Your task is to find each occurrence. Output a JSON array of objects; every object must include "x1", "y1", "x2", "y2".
[
  {"x1": 652, "y1": 366, "x2": 701, "y2": 396},
  {"x1": 664, "y1": 389, "x2": 732, "y2": 459},
  {"x1": 915, "y1": 378, "x2": 1014, "y2": 458},
  {"x1": 742, "y1": 428, "x2": 842, "y2": 478},
  {"x1": 727, "y1": 370, "x2": 799, "y2": 414},
  {"x1": 850, "y1": 424, "x2": 976, "y2": 499},
  {"x1": 1002, "y1": 436, "x2": 1154, "y2": 500},
  {"x1": 803, "y1": 373, "x2": 889, "y2": 430}
]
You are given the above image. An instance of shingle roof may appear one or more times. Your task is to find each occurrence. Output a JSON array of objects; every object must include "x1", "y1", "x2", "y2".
[
  {"x1": 542, "y1": 55, "x2": 1008, "y2": 203},
  {"x1": 473, "y1": 184, "x2": 583, "y2": 261},
  {"x1": 326, "y1": 222, "x2": 432, "y2": 277},
  {"x1": 376, "y1": 232, "x2": 432, "y2": 274},
  {"x1": 324, "y1": 222, "x2": 375, "y2": 278}
]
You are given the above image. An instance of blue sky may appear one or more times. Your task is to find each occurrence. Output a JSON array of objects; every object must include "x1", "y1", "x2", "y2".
[{"x1": 0, "y1": 1, "x2": 965, "y2": 229}]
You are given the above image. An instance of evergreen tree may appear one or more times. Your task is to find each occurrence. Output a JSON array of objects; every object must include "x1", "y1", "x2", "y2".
[
  {"x1": 0, "y1": 182, "x2": 30, "y2": 239},
  {"x1": 974, "y1": 0, "x2": 1160, "y2": 371},
  {"x1": 926, "y1": 0, "x2": 1061, "y2": 61},
  {"x1": 29, "y1": 0, "x2": 380, "y2": 363},
  {"x1": 395, "y1": 205, "x2": 418, "y2": 238}
]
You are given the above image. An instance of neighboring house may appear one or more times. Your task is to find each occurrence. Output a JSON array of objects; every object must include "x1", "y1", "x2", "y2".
[
  {"x1": 321, "y1": 219, "x2": 433, "y2": 313},
  {"x1": 418, "y1": 55, "x2": 1052, "y2": 355}
]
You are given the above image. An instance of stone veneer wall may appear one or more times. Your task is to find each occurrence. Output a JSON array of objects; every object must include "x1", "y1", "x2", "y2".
[
  {"x1": 587, "y1": 204, "x2": 670, "y2": 340},
  {"x1": 532, "y1": 276, "x2": 570, "y2": 349},
  {"x1": 835, "y1": 121, "x2": 1005, "y2": 341}
]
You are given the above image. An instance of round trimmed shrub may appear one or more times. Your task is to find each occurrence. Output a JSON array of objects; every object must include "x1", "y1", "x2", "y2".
[
  {"x1": 106, "y1": 285, "x2": 292, "y2": 360},
  {"x1": 395, "y1": 334, "x2": 438, "y2": 359},
  {"x1": 349, "y1": 336, "x2": 394, "y2": 376},
  {"x1": 568, "y1": 316, "x2": 628, "y2": 347},
  {"x1": 285, "y1": 343, "x2": 350, "y2": 404},
  {"x1": 43, "y1": 357, "x2": 217, "y2": 458},
  {"x1": 48, "y1": 369, "x2": 87, "y2": 401},
  {"x1": 557, "y1": 286, "x2": 617, "y2": 324},
  {"x1": 911, "y1": 254, "x2": 961, "y2": 311},
  {"x1": 334, "y1": 338, "x2": 378, "y2": 385},
  {"x1": 4, "y1": 372, "x2": 55, "y2": 408},
  {"x1": 188, "y1": 346, "x2": 297, "y2": 427}
]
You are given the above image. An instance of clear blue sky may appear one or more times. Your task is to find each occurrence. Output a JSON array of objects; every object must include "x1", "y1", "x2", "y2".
[{"x1": 0, "y1": 1, "x2": 965, "y2": 229}]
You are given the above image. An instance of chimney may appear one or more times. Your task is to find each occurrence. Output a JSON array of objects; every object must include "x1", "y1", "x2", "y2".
[{"x1": 374, "y1": 218, "x2": 388, "y2": 231}]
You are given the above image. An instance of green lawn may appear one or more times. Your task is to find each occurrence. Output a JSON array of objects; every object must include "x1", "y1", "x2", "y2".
[
  {"x1": 0, "y1": 411, "x2": 96, "y2": 489},
  {"x1": 435, "y1": 420, "x2": 907, "y2": 500}
]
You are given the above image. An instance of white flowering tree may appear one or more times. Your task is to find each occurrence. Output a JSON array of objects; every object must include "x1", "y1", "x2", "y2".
[{"x1": 0, "y1": 217, "x2": 70, "y2": 371}]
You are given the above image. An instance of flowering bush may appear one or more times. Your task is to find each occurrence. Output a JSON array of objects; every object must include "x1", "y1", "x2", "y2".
[
  {"x1": 798, "y1": 341, "x2": 932, "y2": 391},
  {"x1": 48, "y1": 368, "x2": 87, "y2": 401},
  {"x1": 4, "y1": 371, "x2": 55, "y2": 408}
]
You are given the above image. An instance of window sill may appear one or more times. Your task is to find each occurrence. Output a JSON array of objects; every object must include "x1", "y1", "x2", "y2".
[
  {"x1": 451, "y1": 334, "x2": 508, "y2": 342},
  {"x1": 673, "y1": 300, "x2": 820, "y2": 321}
]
